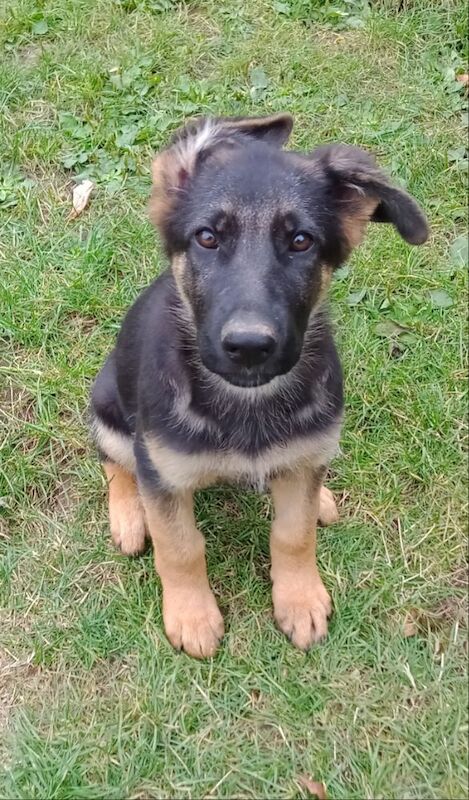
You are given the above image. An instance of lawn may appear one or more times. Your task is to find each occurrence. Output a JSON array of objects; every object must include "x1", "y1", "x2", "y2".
[{"x1": 0, "y1": 0, "x2": 467, "y2": 798}]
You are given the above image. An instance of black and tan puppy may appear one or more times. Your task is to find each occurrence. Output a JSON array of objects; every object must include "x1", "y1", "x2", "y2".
[{"x1": 90, "y1": 113, "x2": 428, "y2": 658}]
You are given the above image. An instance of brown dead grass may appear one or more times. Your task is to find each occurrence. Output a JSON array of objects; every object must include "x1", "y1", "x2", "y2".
[{"x1": 0, "y1": 384, "x2": 36, "y2": 429}]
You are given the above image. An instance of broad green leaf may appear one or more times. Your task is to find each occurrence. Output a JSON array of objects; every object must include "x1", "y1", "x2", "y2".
[
  {"x1": 450, "y1": 234, "x2": 468, "y2": 267},
  {"x1": 429, "y1": 289, "x2": 454, "y2": 308},
  {"x1": 346, "y1": 288, "x2": 366, "y2": 306},
  {"x1": 32, "y1": 19, "x2": 48, "y2": 35},
  {"x1": 249, "y1": 67, "x2": 269, "y2": 89},
  {"x1": 375, "y1": 321, "x2": 408, "y2": 338},
  {"x1": 399, "y1": 331, "x2": 419, "y2": 345},
  {"x1": 335, "y1": 265, "x2": 350, "y2": 280},
  {"x1": 379, "y1": 297, "x2": 391, "y2": 310},
  {"x1": 177, "y1": 75, "x2": 191, "y2": 93},
  {"x1": 273, "y1": 1, "x2": 290, "y2": 13},
  {"x1": 116, "y1": 125, "x2": 139, "y2": 148},
  {"x1": 447, "y1": 147, "x2": 467, "y2": 162},
  {"x1": 346, "y1": 16, "x2": 365, "y2": 29}
]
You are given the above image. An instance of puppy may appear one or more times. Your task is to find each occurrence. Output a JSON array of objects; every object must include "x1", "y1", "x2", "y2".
[{"x1": 90, "y1": 113, "x2": 428, "y2": 658}]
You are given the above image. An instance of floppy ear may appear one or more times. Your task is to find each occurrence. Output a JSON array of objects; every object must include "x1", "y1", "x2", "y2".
[
  {"x1": 311, "y1": 144, "x2": 429, "y2": 252},
  {"x1": 150, "y1": 113, "x2": 293, "y2": 228}
]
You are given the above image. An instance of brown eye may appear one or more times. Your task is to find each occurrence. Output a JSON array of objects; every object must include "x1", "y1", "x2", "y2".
[
  {"x1": 290, "y1": 232, "x2": 313, "y2": 252},
  {"x1": 195, "y1": 228, "x2": 218, "y2": 249}
]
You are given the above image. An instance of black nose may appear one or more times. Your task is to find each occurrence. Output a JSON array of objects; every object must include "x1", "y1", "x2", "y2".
[{"x1": 222, "y1": 327, "x2": 277, "y2": 367}]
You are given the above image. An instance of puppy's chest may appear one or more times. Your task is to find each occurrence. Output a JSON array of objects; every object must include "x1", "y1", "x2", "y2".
[
  {"x1": 143, "y1": 382, "x2": 342, "y2": 490},
  {"x1": 145, "y1": 424, "x2": 341, "y2": 491}
]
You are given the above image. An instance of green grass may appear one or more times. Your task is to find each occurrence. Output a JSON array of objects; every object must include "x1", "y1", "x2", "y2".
[{"x1": 0, "y1": 0, "x2": 467, "y2": 797}]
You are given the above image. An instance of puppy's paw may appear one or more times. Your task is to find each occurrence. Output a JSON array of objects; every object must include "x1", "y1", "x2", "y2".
[
  {"x1": 110, "y1": 496, "x2": 147, "y2": 556},
  {"x1": 273, "y1": 574, "x2": 332, "y2": 650},
  {"x1": 163, "y1": 587, "x2": 224, "y2": 659},
  {"x1": 318, "y1": 486, "x2": 339, "y2": 526}
]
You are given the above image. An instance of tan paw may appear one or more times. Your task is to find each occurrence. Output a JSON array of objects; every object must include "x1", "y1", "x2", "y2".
[
  {"x1": 110, "y1": 496, "x2": 147, "y2": 556},
  {"x1": 273, "y1": 574, "x2": 332, "y2": 650},
  {"x1": 318, "y1": 486, "x2": 339, "y2": 526},
  {"x1": 163, "y1": 587, "x2": 224, "y2": 659}
]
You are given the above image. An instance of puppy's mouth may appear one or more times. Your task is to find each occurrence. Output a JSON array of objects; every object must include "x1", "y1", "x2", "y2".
[
  {"x1": 198, "y1": 339, "x2": 302, "y2": 389},
  {"x1": 218, "y1": 370, "x2": 277, "y2": 388},
  {"x1": 200, "y1": 357, "x2": 278, "y2": 387},
  {"x1": 206, "y1": 360, "x2": 294, "y2": 388}
]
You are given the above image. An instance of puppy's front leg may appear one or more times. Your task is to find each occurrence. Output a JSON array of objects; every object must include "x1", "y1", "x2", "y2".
[
  {"x1": 270, "y1": 468, "x2": 332, "y2": 650},
  {"x1": 140, "y1": 487, "x2": 224, "y2": 658}
]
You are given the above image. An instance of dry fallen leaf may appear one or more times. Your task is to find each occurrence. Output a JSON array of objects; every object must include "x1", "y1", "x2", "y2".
[
  {"x1": 298, "y1": 775, "x2": 327, "y2": 799},
  {"x1": 69, "y1": 179, "x2": 94, "y2": 219},
  {"x1": 456, "y1": 73, "x2": 468, "y2": 86},
  {"x1": 403, "y1": 610, "x2": 420, "y2": 637},
  {"x1": 249, "y1": 688, "x2": 261, "y2": 706},
  {"x1": 403, "y1": 620, "x2": 418, "y2": 637}
]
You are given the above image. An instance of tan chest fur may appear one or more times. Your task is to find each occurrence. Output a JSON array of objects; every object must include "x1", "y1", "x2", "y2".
[{"x1": 145, "y1": 422, "x2": 341, "y2": 492}]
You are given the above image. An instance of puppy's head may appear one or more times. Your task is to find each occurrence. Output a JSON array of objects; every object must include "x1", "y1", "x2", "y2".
[{"x1": 150, "y1": 114, "x2": 428, "y2": 387}]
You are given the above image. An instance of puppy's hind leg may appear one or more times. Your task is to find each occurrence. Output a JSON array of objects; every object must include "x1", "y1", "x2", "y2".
[
  {"x1": 91, "y1": 354, "x2": 146, "y2": 556},
  {"x1": 318, "y1": 485, "x2": 339, "y2": 526},
  {"x1": 103, "y1": 461, "x2": 147, "y2": 556}
]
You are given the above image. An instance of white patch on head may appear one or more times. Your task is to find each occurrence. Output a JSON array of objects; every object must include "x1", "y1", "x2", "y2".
[
  {"x1": 145, "y1": 421, "x2": 341, "y2": 493},
  {"x1": 173, "y1": 119, "x2": 222, "y2": 176},
  {"x1": 91, "y1": 417, "x2": 136, "y2": 473}
]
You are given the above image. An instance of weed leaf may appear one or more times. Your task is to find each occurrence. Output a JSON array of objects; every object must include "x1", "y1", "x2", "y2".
[{"x1": 429, "y1": 289, "x2": 453, "y2": 308}]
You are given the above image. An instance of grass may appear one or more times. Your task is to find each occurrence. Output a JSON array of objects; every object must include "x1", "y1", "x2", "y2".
[{"x1": 0, "y1": 0, "x2": 467, "y2": 797}]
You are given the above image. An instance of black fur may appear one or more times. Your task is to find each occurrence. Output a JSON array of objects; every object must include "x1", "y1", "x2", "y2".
[{"x1": 92, "y1": 272, "x2": 343, "y2": 455}]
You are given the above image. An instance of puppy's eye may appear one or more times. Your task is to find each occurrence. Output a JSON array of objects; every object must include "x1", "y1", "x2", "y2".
[
  {"x1": 195, "y1": 228, "x2": 218, "y2": 249},
  {"x1": 290, "y1": 232, "x2": 313, "y2": 252}
]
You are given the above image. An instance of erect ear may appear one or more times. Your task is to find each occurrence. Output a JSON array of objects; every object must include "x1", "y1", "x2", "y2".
[
  {"x1": 217, "y1": 113, "x2": 294, "y2": 146},
  {"x1": 150, "y1": 113, "x2": 293, "y2": 228},
  {"x1": 310, "y1": 144, "x2": 429, "y2": 252}
]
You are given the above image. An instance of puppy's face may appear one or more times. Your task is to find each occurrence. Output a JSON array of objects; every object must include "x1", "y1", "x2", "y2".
[
  {"x1": 150, "y1": 115, "x2": 428, "y2": 387},
  {"x1": 167, "y1": 146, "x2": 332, "y2": 386}
]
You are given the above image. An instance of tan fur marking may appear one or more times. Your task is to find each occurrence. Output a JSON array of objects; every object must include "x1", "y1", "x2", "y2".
[
  {"x1": 341, "y1": 197, "x2": 379, "y2": 249},
  {"x1": 92, "y1": 418, "x2": 135, "y2": 473},
  {"x1": 103, "y1": 462, "x2": 146, "y2": 555},
  {"x1": 318, "y1": 485, "x2": 339, "y2": 526},
  {"x1": 318, "y1": 264, "x2": 333, "y2": 305},
  {"x1": 149, "y1": 119, "x2": 222, "y2": 229},
  {"x1": 141, "y1": 489, "x2": 224, "y2": 658},
  {"x1": 270, "y1": 469, "x2": 332, "y2": 650},
  {"x1": 145, "y1": 422, "x2": 341, "y2": 492},
  {"x1": 148, "y1": 150, "x2": 176, "y2": 227},
  {"x1": 171, "y1": 253, "x2": 192, "y2": 309}
]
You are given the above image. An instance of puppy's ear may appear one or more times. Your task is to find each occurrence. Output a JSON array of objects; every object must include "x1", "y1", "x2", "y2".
[
  {"x1": 150, "y1": 113, "x2": 293, "y2": 228},
  {"x1": 218, "y1": 113, "x2": 293, "y2": 146},
  {"x1": 310, "y1": 144, "x2": 429, "y2": 255}
]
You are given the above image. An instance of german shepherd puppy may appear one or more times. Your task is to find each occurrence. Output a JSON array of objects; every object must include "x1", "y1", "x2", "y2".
[{"x1": 91, "y1": 113, "x2": 428, "y2": 658}]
